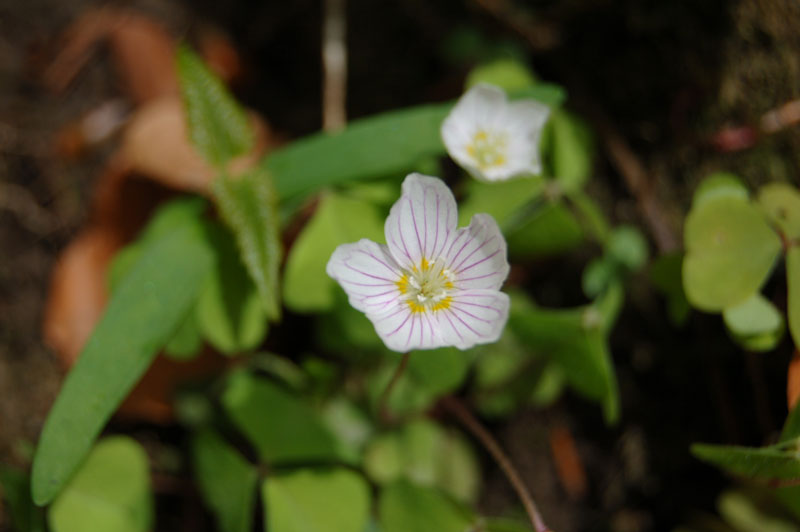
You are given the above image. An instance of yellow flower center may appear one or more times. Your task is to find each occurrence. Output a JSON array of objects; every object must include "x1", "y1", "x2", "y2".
[
  {"x1": 466, "y1": 129, "x2": 508, "y2": 170},
  {"x1": 396, "y1": 257, "x2": 454, "y2": 313}
]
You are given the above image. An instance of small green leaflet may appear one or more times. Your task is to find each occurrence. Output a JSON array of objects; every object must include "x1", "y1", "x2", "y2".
[
  {"x1": 221, "y1": 371, "x2": 339, "y2": 464},
  {"x1": 192, "y1": 430, "x2": 257, "y2": 532},
  {"x1": 176, "y1": 45, "x2": 253, "y2": 167},
  {"x1": 263, "y1": 468, "x2": 371, "y2": 532},
  {"x1": 48, "y1": 437, "x2": 152, "y2": 532},
  {"x1": 691, "y1": 440, "x2": 800, "y2": 481},
  {"x1": 213, "y1": 168, "x2": 282, "y2": 320}
]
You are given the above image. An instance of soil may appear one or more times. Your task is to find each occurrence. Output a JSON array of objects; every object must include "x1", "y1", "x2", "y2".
[{"x1": 2, "y1": 0, "x2": 800, "y2": 530}]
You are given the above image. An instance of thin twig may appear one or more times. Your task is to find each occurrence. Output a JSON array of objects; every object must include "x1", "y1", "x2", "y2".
[
  {"x1": 379, "y1": 352, "x2": 411, "y2": 422},
  {"x1": 322, "y1": 0, "x2": 347, "y2": 131},
  {"x1": 441, "y1": 396, "x2": 551, "y2": 532}
]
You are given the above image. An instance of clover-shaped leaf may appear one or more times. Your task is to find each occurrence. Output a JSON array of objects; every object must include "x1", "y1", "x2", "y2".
[
  {"x1": 683, "y1": 195, "x2": 781, "y2": 312},
  {"x1": 758, "y1": 183, "x2": 800, "y2": 241},
  {"x1": 722, "y1": 293, "x2": 784, "y2": 352}
]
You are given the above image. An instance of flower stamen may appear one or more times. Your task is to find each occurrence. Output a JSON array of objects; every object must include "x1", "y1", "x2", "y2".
[
  {"x1": 398, "y1": 257, "x2": 454, "y2": 313},
  {"x1": 466, "y1": 129, "x2": 508, "y2": 170}
]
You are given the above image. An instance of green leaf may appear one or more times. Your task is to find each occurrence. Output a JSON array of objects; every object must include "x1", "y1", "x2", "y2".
[
  {"x1": 758, "y1": 183, "x2": 800, "y2": 240},
  {"x1": 683, "y1": 196, "x2": 781, "y2": 312},
  {"x1": 32, "y1": 221, "x2": 213, "y2": 505},
  {"x1": 268, "y1": 84, "x2": 565, "y2": 202},
  {"x1": 364, "y1": 419, "x2": 481, "y2": 503},
  {"x1": 108, "y1": 197, "x2": 208, "y2": 292},
  {"x1": 508, "y1": 291, "x2": 620, "y2": 423},
  {"x1": 547, "y1": 109, "x2": 594, "y2": 192},
  {"x1": 108, "y1": 197, "x2": 209, "y2": 360},
  {"x1": 196, "y1": 223, "x2": 267, "y2": 354},
  {"x1": 506, "y1": 202, "x2": 583, "y2": 259},
  {"x1": 787, "y1": 247, "x2": 800, "y2": 348},
  {"x1": 213, "y1": 167, "x2": 282, "y2": 319},
  {"x1": 378, "y1": 481, "x2": 475, "y2": 532},
  {"x1": 606, "y1": 225, "x2": 648, "y2": 271},
  {"x1": 457, "y1": 177, "x2": 545, "y2": 230},
  {"x1": 691, "y1": 441, "x2": 800, "y2": 481},
  {"x1": 176, "y1": 45, "x2": 253, "y2": 166},
  {"x1": 164, "y1": 310, "x2": 203, "y2": 359},
  {"x1": 263, "y1": 468, "x2": 370, "y2": 532},
  {"x1": 465, "y1": 59, "x2": 537, "y2": 91},
  {"x1": 284, "y1": 192, "x2": 384, "y2": 312},
  {"x1": 0, "y1": 466, "x2": 45, "y2": 532},
  {"x1": 221, "y1": 371, "x2": 338, "y2": 464},
  {"x1": 48, "y1": 437, "x2": 152, "y2": 532},
  {"x1": 723, "y1": 293, "x2": 784, "y2": 352},
  {"x1": 407, "y1": 347, "x2": 472, "y2": 397},
  {"x1": 718, "y1": 490, "x2": 798, "y2": 532},
  {"x1": 692, "y1": 172, "x2": 749, "y2": 208},
  {"x1": 192, "y1": 430, "x2": 257, "y2": 532}
]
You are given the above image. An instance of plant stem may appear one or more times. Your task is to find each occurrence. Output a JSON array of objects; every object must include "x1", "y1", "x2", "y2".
[
  {"x1": 441, "y1": 396, "x2": 551, "y2": 532},
  {"x1": 378, "y1": 352, "x2": 411, "y2": 422}
]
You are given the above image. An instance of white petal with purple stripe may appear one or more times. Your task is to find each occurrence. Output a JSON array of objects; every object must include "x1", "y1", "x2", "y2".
[{"x1": 326, "y1": 173, "x2": 511, "y2": 352}]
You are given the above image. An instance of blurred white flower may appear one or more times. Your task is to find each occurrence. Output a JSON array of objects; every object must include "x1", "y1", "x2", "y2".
[
  {"x1": 326, "y1": 173, "x2": 510, "y2": 352},
  {"x1": 441, "y1": 83, "x2": 550, "y2": 182}
]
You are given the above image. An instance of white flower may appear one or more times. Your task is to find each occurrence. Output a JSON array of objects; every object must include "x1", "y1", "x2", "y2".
[
  {"x1": 441, "y1": 83, "x2": 550, "y2": 182},
  {"x1": 326, "y1": 174, "x2": 510, "y2": 352}
]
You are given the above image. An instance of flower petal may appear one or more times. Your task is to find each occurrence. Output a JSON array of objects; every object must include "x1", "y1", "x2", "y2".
[
  {"x1": 441, "y1": 84, "x2": 507, "y2": 179},
  {"x1": 434, "y1": 289, "x2": 510, "y2": 350},
  {"x1": 384, "y1": 173, "x2": 458, "y2": 269},
  {"x1": 369, "y1": 305, "x2": 445, "y2": 352},
  {"x1": 445, "y1": 214, "x2": 509, "y2": 291},
  {"x1": 326, "y1": 239, "x2": 403, "y2": 314}
]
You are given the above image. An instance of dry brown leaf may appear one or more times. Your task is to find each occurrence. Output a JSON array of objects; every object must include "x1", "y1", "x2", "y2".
[
  {"x1": 45, "y1": 8, "x2": 178, "y2": 103},
  {"x1": 43, "y1": 225, "x2": 122, "y2": 367},
  {"x1": 788, "y1": 350, "x2": 800, "y2": 411},
  {"x1": 548, "y1": 423, "x2": 588, "y2": 500},
  {"x1": 121, "y1": 95, "x2": 273, "y2": 194}
]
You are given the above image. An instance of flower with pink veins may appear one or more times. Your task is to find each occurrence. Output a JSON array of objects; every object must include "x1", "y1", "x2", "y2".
[{"x1": 326, "y1": 173, "x2": 510, "y2": 352}]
